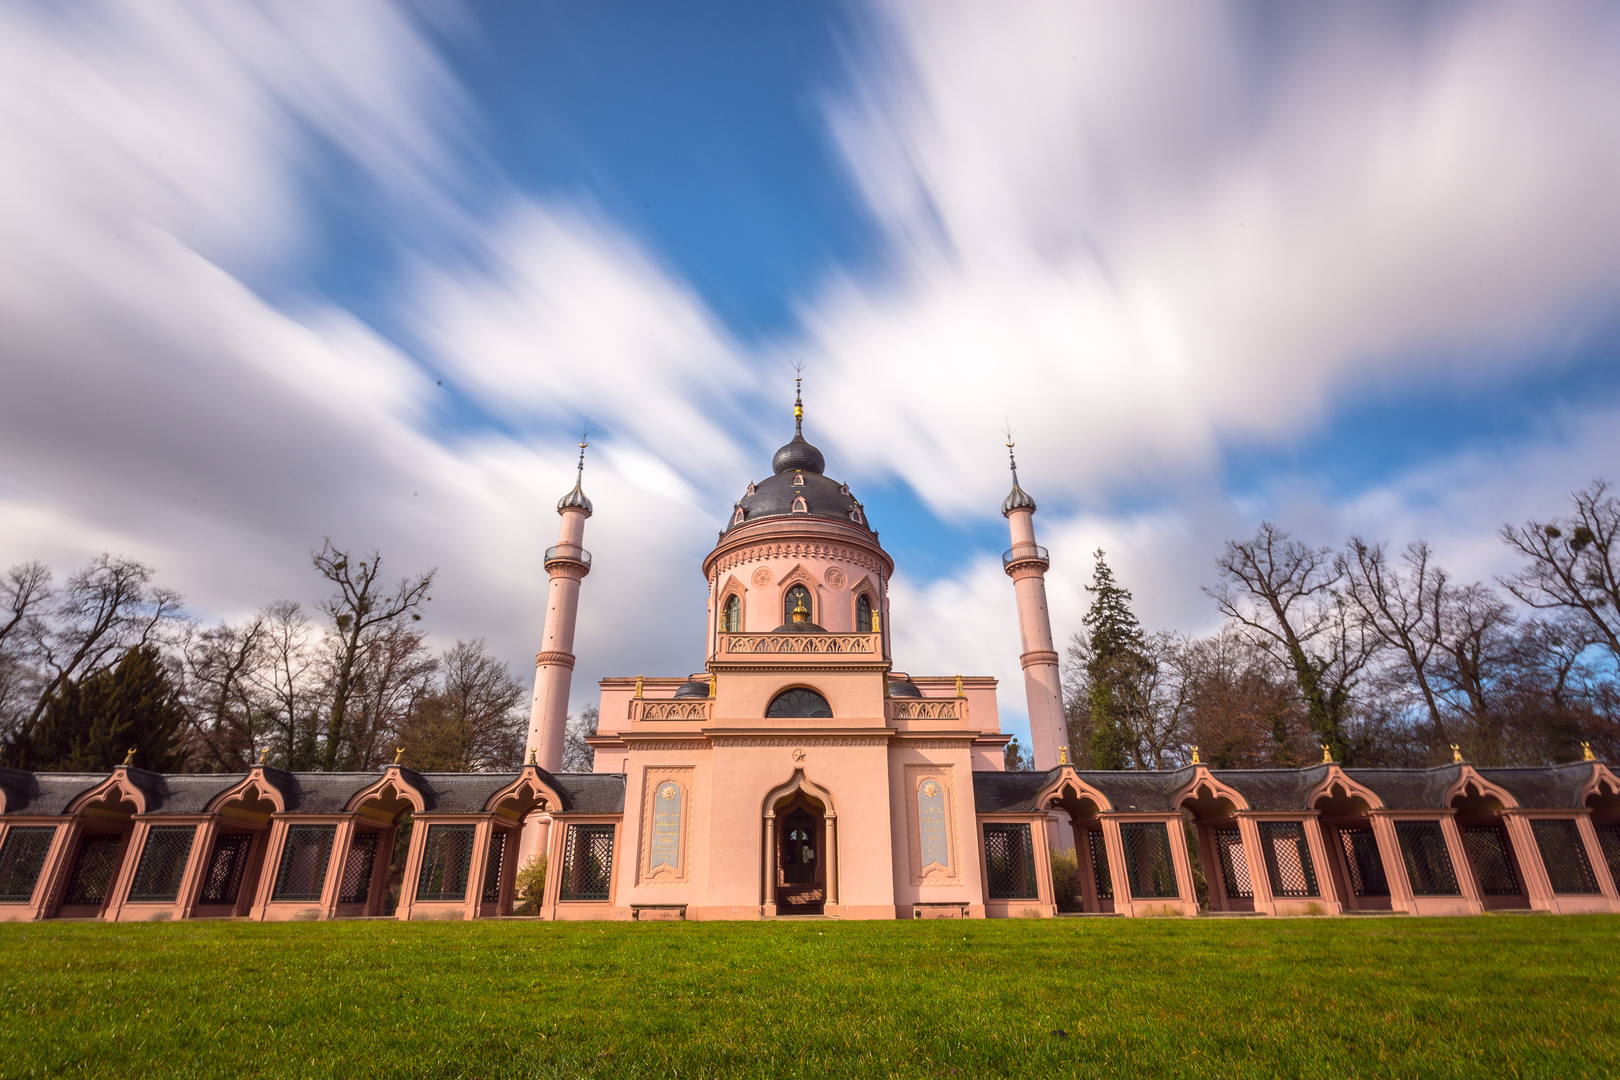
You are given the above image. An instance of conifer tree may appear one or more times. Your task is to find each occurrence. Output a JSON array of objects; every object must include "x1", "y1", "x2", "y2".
[
  {"x1": 1083, "y1": 550, "x2": 1148, "y2": 770},
  {"x1": 8, "y1": 645, "x2": 189, "y2": 771}
]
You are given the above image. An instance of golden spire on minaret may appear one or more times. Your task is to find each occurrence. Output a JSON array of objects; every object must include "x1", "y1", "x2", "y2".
[{"x1": 793, "y1": 366, "x2": 805, "y2": 435}]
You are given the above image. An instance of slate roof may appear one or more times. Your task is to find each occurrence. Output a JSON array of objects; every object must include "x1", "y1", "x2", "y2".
[
  {"x1": 1478, "y1": 764, "x2": 1600, "y2": 810},
  {"x1": 722, "y1": 423, "x2": 872, "y2": 536},
  {"x1": 1342, "y1": 766, "x2": 1462, "y2": 810},
  {"x1": 1, "y1": 766, "x2": 628, "y2": 817},
  {"x1": 1214, "y1": 767, "x2": 1332, "y2": 812}
]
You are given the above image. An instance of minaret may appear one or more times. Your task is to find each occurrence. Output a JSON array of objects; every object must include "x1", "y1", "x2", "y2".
[
  {"x1": 527, "y1": 437, "x2": 593, "y2": 772},
  {"x1": 1001, "y1": 439, "x2": 1066, "y2": 771}
]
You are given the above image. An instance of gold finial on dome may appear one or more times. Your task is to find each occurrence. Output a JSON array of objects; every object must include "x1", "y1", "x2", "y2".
[
  {"x1": 792, "y1": 364, "x2": 805, "y2": 435},
  {"x1": 790, "y1": 599, "x2": 809, "y2": 624}
]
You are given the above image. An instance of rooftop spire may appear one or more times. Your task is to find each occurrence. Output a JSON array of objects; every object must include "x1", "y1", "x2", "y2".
[
  {"x1": 793, "y1": 364, "x2": 805, "y2": 437},
  {"x1": 556, "y1": 426, "x2": 594, "y2": 516},
  {"x1": 1001, "y1": 431, "x2": 1036, "y2": 516}
]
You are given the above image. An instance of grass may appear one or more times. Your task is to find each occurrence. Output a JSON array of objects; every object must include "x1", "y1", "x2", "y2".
[{"x1": 0, "y1": 915, "x2": 1616, "y2": 1079}]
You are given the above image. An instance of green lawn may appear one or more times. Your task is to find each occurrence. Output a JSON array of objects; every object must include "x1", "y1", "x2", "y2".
[{"x1": 0, "y1": 915, "x2": 1615, "y2": 1079}]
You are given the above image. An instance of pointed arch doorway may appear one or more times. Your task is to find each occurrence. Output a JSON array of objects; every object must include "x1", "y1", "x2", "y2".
[{"x1": 763, "y1": 770, "x2": 838, "y2": 916}]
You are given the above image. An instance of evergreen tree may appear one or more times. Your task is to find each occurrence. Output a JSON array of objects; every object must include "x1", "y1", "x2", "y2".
[
  {"x1": 1083, "y1": 550, "x2": 1148, "y2": 769},
  {"x1": 6, "y1": 645, "x2": 189, "y2": 771}
]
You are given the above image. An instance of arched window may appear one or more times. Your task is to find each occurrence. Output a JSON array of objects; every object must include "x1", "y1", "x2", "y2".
[
  {"x1": 791, "y1": 494, "x2": 807, "y2": 513},
  {"x1": 721, "y1": 594, "x2": 741, "y2": 632},
  {"x1": 732, "y1": 505, "x2": 745, "y2": 526},
  {"x1": 767, "y1": 688, "x2": 833, "y2": 719},
  {"x1": 793, "y1": 472, "x2": 805, "y2": 486},
  {"x1": 856, "y1": 594, "x2": 873, "y2": 633},
  {"x1": 783, "y1": 585, "x2": 813, "y2": 624}
]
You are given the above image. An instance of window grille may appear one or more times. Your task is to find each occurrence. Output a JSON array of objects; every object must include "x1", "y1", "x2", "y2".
[
  {"x1": 559, "y1": 824, "x2": 615, "y2": 902},
  {"x1": 1338, "y1": 827, "x2": 1389, "y2": 897},
  {"x1": 1086, "y1": 829, "x2": 1112, "y2": 901},
  {"x1": 127, "y1": 825, "x2": 197, "y2": 903},
  {"x1": 338, "y1": 832, "x2": 379, "y2": 904},
  {"x1": 1531, "y1": 819, "x2": 1599, "y2": 895},
  {"x1": 1461, "y1": 826, "x2": 1521, "y2": 896},
  {"x1": 1394, "y1": 820, "x2": 1460, "y2": 896},
  {"x1": 982, "y1": 823, "x2": 1038, "y2": 900},
  {"x1": 0, "y1": 826, "x2": 55, "y2": 903},
  {"x1": 64, "y1": 834, "x2": 124, "y2": 906},
  {"x1": 416, "y1": 824, "x2": 476, "y2": 902},
  {"x1": 766, "y1": 689, "x2": 833, "y2": 719},
  {"x1": 1213, "y1": 827, "x2": 1252, "y2": 899},
  {"x1": 1120, "y1": 822, "x2": 1178, "y2": 899},
  {"x1": 856, "y1": 595, "x2": 873, "y2": 633},
  {"x1": 1258, "y1": 821, "x2": 1319, "y2": 898},
  {"x1": 199, "y1": 834, "x2": 252, "y2": 906},
  {"x1": 1596, "y1": 825, "x2": 1620, "y2": 893},
  {"x1": 272, "y1": 824, "x2": 336, "y2": 902},
  {"x1": 482, "y1": 831, "x2": 507, "y2": 904}
]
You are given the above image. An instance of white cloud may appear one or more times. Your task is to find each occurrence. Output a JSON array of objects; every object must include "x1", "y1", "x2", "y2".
[{"x1": 806, "y1": 0, "x2": 1620, "y2": 513}]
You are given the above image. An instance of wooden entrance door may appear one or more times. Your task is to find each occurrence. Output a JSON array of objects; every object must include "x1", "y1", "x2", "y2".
[{"x1": 777, "y1": 806, "x2": 824, "y2": 914}]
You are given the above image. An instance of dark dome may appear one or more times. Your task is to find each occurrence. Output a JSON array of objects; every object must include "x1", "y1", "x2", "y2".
[
  {"x1": 887, "y1": 679, "x2": 922, "y2": 698},
  {"x1": 771, "y1": 434, "x2": 825, "y2": 476},
  {"x1": 771, "y1": 620, "x2": 827, "y2": 633},
  {"x1": 672, "y1": 680, "x2": 710, "y2": 699},
  {"x1": 725, "y1": 470, "x2": 871, "y2": 535}
]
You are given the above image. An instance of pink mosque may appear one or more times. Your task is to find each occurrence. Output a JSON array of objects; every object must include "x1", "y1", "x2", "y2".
[{"x1": 2, "y1": 387, "x2": 1619, "y2": 922}]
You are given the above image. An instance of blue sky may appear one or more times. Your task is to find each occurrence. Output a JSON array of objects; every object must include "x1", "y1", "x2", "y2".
[{"x1": 3, "y1": 1, "x2": 1619, "y2": 749}]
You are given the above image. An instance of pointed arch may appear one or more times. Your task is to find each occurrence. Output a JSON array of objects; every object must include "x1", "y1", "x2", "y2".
[
  {"x1": 1441, "y1": 765, "x2": 1519, "y2": 812},
  {"x1": 1304, "y1": 766, "x2": 1387, "y2": 813},
  {"x1": 1169, "y1": 767, "x2": 1251, "y2": 818},
  {"x1": 1034, "y1": 766, "x2": 1114, "y2": 815},
  {"x1": 717, "y1": 573, "x2": 746, "y2": 633},
  {"x1": 484, "y1": 768, "x2": 566, "y2": 819},
  {"x1": 345, "y1": 768, "x2": 428, "y2": 823},
  {"x1": 776, "y1": 564, "x2": 819, "y2": 624},
  {"x1": 206, "y1": 773, "x2": 287, "y2": 822},
  {"x1": 762, "y1": 768, "x2": 838, "y2": 822},
  {"x1": 1580, "y1": 761, "x2": 1620, "y2": 811},
  {"x1": 67, "y1": 772, "x2": 147, "y2": 816}
]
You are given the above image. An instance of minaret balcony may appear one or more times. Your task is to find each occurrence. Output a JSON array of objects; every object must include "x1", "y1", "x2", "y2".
[
  {"x1": 1001, "y1": 544, "x2": 1049, "y2": 572},
  {"x1": 543, "y1": 543, "x2": 592, "y2": 570}
]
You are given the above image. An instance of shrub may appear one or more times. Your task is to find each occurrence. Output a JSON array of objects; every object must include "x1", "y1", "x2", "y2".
[
  {"x1": 513, "y1": 854, "x2": 547, "y2": 914},
  {"x1": 1049, "y1": 847, "x2": 1083, "y2": 911}
]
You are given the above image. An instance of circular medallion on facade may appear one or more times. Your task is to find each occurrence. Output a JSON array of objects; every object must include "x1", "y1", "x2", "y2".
[
  {"x1": 824, "y1": 566, "x2": 846, "y2": 587},
  {"x1": 751, "y1": 566, "x2": 773, "y2": 588},
  {"x1": 921, "y1": 780, "x2": 939, "y2": 799}
]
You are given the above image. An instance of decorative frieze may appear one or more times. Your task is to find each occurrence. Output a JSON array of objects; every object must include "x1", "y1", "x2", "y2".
[
  {"x1": 634, "y1": 700, "x2": 712, "y2": 721},
  {"x1": 721, "y1": 633, "x2": 877, "y2": 655},
  {"x1": 890, "y1": 699, "x2": 963, "y2": 720}
]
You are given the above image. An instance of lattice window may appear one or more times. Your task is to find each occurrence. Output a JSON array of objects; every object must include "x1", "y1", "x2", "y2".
[
  {"x1": 64, "y1": 834, "x2": 124, "y2": 906},
  {"x1": 1258, "y1": 821, "x2": 1319, "y2": 898},
  {"x1": 417, "y1": 824, "x2": 476, "y2": 902},
  {"x1": 560, "y1": 824, "x2": 616, "y2": 902},
  {"x1": 482, "y1": 831, "x2": 507, "y2": 904},
  {"x1": 1338, "y1": 827, "x2": 1389, "y2": 897},
  {"x1": 1461, "y1": 826, "x2": 1520, "y2": 896},
  {"x1": 1531, "y1": 819, "x2": 1599, "y2": 895},
  {"x1": 273, "y1": 824, "x2": 336, "y2": 902},
  {"x1": 1120, "y1": 822, "x2": 1178, "y2": 899},
  {"x1": 982, "y1": 823, "x2": 1037, "y2": 900},
  {"x1": 1213, "y1": 827, "x2": 1252, "y2": 899},
  {"x1": 338, "y1": 832, "x2": 379, "y2": 904},
  {"x1": 1395, "y1": 820, "x2": 1460, "y2": 896},
  {"x1": 127, "y1": 825, "x2": 197, "y2": 903},
  {"x1": 766, "y1": 688, "x2": 833, "y2": 719},
  {"x1": 1086, "y1": 828, "x2": 1112, "y2": 901},
  {"x1": 0, "y1": 826, "x2": 55, "y2": 903},
  {"x1": 1596, "y1": 825, "x2": 1620, "y2": 893},
  {"x1": 199, "y1": 834, "x2": 251, "y2": 906}
]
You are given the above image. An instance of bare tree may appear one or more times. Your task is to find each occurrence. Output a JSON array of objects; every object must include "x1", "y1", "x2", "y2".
[
  {"x1": 248, "y1": 600, "x2": 322, "y2": 769},
  {"x1": 396, "y1": 640, "x2": 524, "y2": 771},
  {"x1": 10, "y1": 554, "x2": 184, "y2": 753},
  {"x1": 1209, "y1": 524, "x2": 1377, "y2": 761},
  {"x1": 312, "y1": 542, "x2": 434, "y2": 771},
  {"x1": 560, "y1": 704, "x2": 599, "y2": 772},
  {"x1": 1501, "y1": 480, "x2": 1620, "y2": 663},
  {"x1": 181, "y1": 617, "x2": 266, "y2": 771},
  {"x1": 343, "y1": 623, "x2": 437, "y2": 770},
  {"x1": 1179, "y1": 627, "x2": 1313, "y2": 768},
  {"x1": 0, "y1": 562, "x2": 54, "y2": 739}
]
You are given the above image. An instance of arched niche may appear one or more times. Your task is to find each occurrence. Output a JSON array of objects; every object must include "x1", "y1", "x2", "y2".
[
  {"x1": 68, "y1": 775, "x2": 145, "y2": 819},
  {"x1": 486, "y1": 772, "x2": 564, "y2": 822},
  {"x1": 347, "y1": 772, "x2": 426, "y2": 826}
]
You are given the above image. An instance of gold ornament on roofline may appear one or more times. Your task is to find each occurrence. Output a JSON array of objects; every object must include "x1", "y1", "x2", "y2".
[
  {"x1": 1059, "y1": 746, "x2": 1069, "y2": 766},
  {"x1": 1191, "y1": 746, "x2": 1201, "y2": 765},
  {"x1": 122, "y1": 747, "x2": 136, "y2": 767},
  {"x1": 1451, "y1": 744, "x2": 1462, "y2": 763},
  {"x1": 634, "y1": 674, "x2": 644, "y2": 699},
  {"x1": 394, "y1": 747, "x2": 405, "y2": 766},
  {"x1": 529, "y1": 749, "x2": 537, "y2": 765},
  {"x1": 1582, "y1": 741, "x2": 1595, "y2": 762},
  {"x1": 1321, "y1": 744, "x2": 1333, "y2": 764},
  {"x1": 955, "y1": 674, "x2": 964, "y2": 698}
]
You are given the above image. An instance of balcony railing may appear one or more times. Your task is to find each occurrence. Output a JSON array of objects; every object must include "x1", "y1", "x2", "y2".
[
  {"x1": 889, "y1": 698, "x2": 965, "y2": 721},
  {"x1": 631, "y1": 699, "x2": 711, "y2": 722},
  {"x1": 1001, "y1": 544, "x2": 1049, "y2": 568},
  {"x1": 544, "y1": 543, "x2": 592, "y2": 568},
  {"x1": 719, "y1": 632, "x2": 879, "y2": 656}
]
